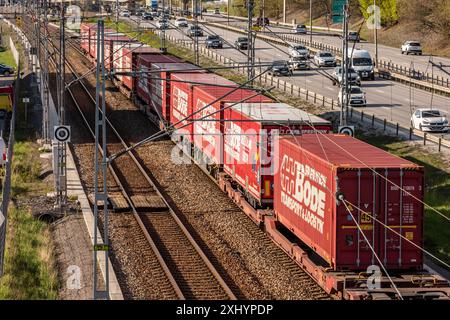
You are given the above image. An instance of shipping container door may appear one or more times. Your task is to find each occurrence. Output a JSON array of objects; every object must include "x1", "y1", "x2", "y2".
[
  {"x1": 336, "y1": 169, "x2": 379, "y2": 270},
  {"x1": 378, "y1": 168, "x2": 423, "y2": 270}
]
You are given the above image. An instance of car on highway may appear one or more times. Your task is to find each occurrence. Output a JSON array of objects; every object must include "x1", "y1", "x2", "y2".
[
  {"x1": 269, "y1": 60, "x2": 293, "y2": 76},
  {"x1": 0, "y1": 64, "x2": 14, "y2": 76},
  {"x1": 293, "y1": 24, "x2": 307, "y2": 34},
  {"x1": 314, "y1": 51, "x2": 337, "y2": 67},
  {"x1": 411, "y1": 109, "x2": 448, "y2": 132},
  {"x1": 187, "y1": 25, "x2": 204, "y2": 37},
  {"x1": 347, "y1": 48, "x2": 375, "y2": 80},
  {"x1": 289, "y1": 56, "x2": 310, "y2": 70},
  {"x1": 347, "y1": 31, "x2": 360, "y2": 42},
  {"x1": 288, "y1": 45, "x2": 309, "y2": 58},
  {"x1": 332, "y1": 66, "x2": 361, "y2": 86},
  {"x1": 214, "y1": 8, "x2": 220, "y2": 14},
  {"x1": 235, "y1": 37, "x2": 248, "y2": 50},
  {"x1": 120, "y1": 10, "x2": 130, "y2": 17},
  {"x1": 205, "y1": 35, "x2": 223, "y2": 48},
  {"x1": 175, "y1": 18, "x2": 188, "y2": 28},
  {"x1": 156, "y1": 19, "x2": 169, "y2": 29},
  {"x1": 151, "y1": 11, "x2": 159, "y2": 17},
  {"x1": 338, "y1": 86, "x2": 367, "y2": 107},
  {"x1": 256, "y1": 17, "x2": 269, "y2": 27},
  {"x1": 142, "y1": 12, "x2": 154, "y2": 20},
  {"x1": 401, "y1": 41, "x2": 423, "y2": 55}
]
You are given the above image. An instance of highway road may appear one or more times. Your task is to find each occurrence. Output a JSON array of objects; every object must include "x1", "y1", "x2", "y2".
[
  {"x1": 127, "y1": 15, "x2": 450, "y2": 140},
  {"x1": 201, "y1": 13, "x2": 450, "y2": 80}
]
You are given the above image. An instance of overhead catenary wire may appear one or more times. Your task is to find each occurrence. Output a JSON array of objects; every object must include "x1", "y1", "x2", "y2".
[
  {"x1": 343, "y1": 199, "x2": 450, "y2": 270},
  {"x1": 46, "y1": 12, "x2": 450, "y2": 224},
  {"x1": 342, "y1": 200, "x2": 404, "y2": 299},
  {"x1": 108, "y1": 67, "x2": 273, "y2": 162}
]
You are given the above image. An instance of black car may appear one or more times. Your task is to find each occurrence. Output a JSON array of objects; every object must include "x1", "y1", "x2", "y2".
[
  {"x1": 235, "y1": 37, "x2": 248, "y2": 50},
  {"x1": 256, "y1": 17, "x2": 269, "y2": 27},
  {"x1": 205, "y1": 35, "x2": 223, "y2": 48},
  {"x1": 269, "y1": 60, "x2": 293, "y2": 76},
  {"x1": 0, "y1": 64, "x2": 14, "y2": 76},
  {"x1": 142, "y1": 12, "x2": 153, "y2": 20},
  {"x1": 347, "y1": 31, "x2": 360, "y2": 42},
  {"x1": 188, "y1": 25, "x2": 204, "y2": 37}
]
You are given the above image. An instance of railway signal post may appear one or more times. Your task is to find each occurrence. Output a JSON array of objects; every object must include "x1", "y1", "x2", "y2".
[
  {"x1": 93, "y1": 19, "x2": 110, "y2": 300},
  {"x1": 52, "y1": 1, "x2": 68, "y2": 212}
]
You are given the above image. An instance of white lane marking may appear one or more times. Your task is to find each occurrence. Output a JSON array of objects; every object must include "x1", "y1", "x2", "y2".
[
  {"x1": 325, "y1": 86, "x2": 334, "y2": 91},
  {"x1": 375, "y1": 89, "x2": 385, "y2": 94},
  {"x1": 305, "y1": 79, "x2": 312, "y2": 83}
]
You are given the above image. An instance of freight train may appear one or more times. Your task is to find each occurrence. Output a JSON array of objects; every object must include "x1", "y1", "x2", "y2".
[{"x1": 79, "y1": 22, "x2": 450, "y2": 300}]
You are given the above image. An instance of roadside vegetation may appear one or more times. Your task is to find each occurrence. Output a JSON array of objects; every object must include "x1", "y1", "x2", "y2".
[
  {"x1": 0, "y1": 140, "x2": 59, "y2": 299},
  {"x1": 0, "y1": 49, "x2": 59, "y2": 298},
  {"x1": 0, "y1": 48, "x2": 16, "y2": 68}
]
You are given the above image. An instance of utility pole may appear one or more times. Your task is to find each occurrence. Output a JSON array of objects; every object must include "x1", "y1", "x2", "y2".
[
  {"x1": 161, "y1": 0, "x2": 167, "y2": 53},
  {"x1": 262, "y1": 0, "x2": 265, "y2": 31},
  {"x1": 193, "y1": 0, "x2": 199, "y2": 64},
  {"x1": 55, "y1": 1, "x2": 67, "y2": 211},
  {"x1": 227, "y1": 0, "x2": 230, "y2": 25},
  {"x1": 42, "y1": 0, "x2": 50, "y2": 143},
  {"x1": 340, "y1": 1, "x2": 349, "y2": 126},
  {"x1": 116, "y1": 0, "x2": 119, "y2": 24},
  {"x1": 309, "y1": 0, "x2": 313, "y2": 45},
  {"x1": 93, "y1": 19, "x2": 110, "y2": 300},
  {"x1": 247, "y1": 0, "x2": 255, "y2": 84},
  {"x1": 283, "y1": 0, "x2": 286, "y2": 23},
  {"x1": 374, "y1": 0, "x2": 378, "y2": 68}
]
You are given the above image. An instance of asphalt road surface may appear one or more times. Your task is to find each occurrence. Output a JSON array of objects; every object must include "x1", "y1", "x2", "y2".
[{"x1": 126, "y1": 15, "x2": 450, "y2": 141}]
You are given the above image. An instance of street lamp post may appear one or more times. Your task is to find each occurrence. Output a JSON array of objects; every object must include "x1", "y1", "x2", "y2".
[{"x1": 309, "y1": 0, "x2": 312, "y2": 45}]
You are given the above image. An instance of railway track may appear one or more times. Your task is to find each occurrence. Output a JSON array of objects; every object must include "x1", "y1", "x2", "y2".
[
  {"x1": 39, "y1": 22, "x2": 237, "y2": 300},
  {"x1": 14, "y1": 17, "x2": 332, "y2": 300}
]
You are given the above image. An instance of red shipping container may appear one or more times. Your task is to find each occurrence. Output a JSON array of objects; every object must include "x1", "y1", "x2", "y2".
[
  {"x1": 169, "y1": 73, "x2": 233, "y2": 145},
  {"x1": 192, "y1": 87, "x2": 272, "y2": 166},
  {"x1": 113, "y1": 43, "x2": 157, "y2": 83},
  {"x1": 138, "y1": 62, "x2": 203, "y2": 121},
  {"x1": 89, "y1": 27, "x2": 115, "y2": 61},
  {"x1": 103, "y1": 33, "x2": 134, "y2": 70},
  {"x1": 223, "y1": 103, "x2": 332, "y2": 206},
  {"x1": 273, "y1": 134, "x2": 423, "y2": 271},
  {"x1": 123, "y1": 50, "x2": 180, "y2": 92},
  {"x1": 80, "y1": 23, "x2": 94, "y2": 54}
]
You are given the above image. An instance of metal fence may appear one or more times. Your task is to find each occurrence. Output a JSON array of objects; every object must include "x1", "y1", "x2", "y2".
[
  {"x1": 162, "y1": 31, "x2": 450, "y2": 152},
  {"x1": 202, "y1": 21, "x2": 450, "y2": 95}
]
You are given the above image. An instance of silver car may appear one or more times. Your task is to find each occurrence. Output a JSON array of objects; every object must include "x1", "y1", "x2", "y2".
[{"x1": 314, "y1": 51, "x2": 337, "y2": 67}]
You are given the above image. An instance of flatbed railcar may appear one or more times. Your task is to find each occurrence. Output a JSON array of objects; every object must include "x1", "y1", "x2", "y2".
[{"x1": 79, "y1": 31, "x2": 450, "y2": 300}]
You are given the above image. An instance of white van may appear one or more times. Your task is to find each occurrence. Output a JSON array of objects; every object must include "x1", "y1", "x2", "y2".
[{"x1": 347, "y1": 49, "x2": 375, "y2": 80}]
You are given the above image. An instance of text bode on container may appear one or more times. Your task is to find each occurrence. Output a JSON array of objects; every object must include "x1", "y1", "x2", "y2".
[{"x1": 273, "y1": 134, "x2": 423, "y2": 271}]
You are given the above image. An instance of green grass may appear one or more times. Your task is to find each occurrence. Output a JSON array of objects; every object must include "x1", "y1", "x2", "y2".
[
  {"x1": 358, "y1": 134, "x2": 450, "y2": 266},
  {"x1": 0, "y1": 47, "x2": 17, "y2": 68},
  {"x1": 0, "y1": 141, "x2": 59, "y2": 299}
]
